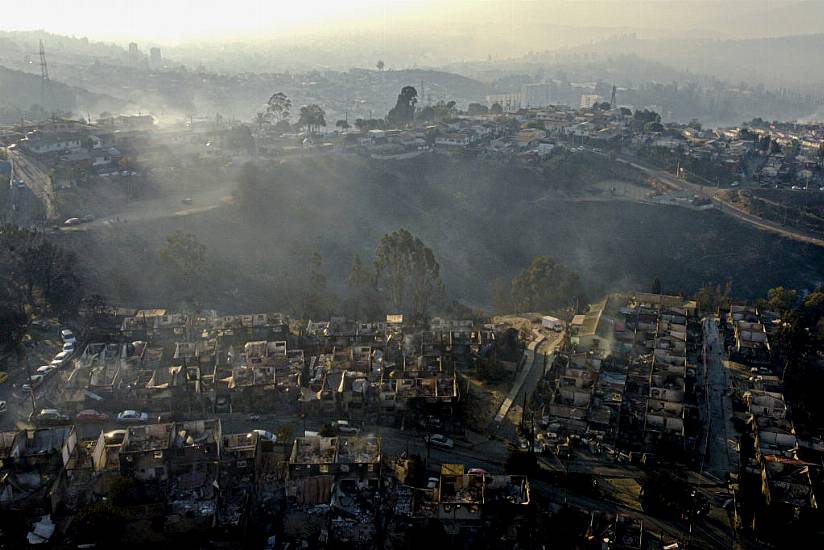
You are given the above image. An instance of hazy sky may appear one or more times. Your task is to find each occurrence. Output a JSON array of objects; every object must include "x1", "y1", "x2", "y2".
[{"x1": 0, "y1": 0, "x2": 816, "y2": 44}]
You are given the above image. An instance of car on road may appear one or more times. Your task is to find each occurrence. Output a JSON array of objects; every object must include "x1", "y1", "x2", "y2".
[
  {"x1": 61, "y1": 329, "x2": 76, "y2": 344},
  {"x1": 251, "y1": 429, "x2": 277, "y2": 443},
  {"x1": 334, "y1": 420, "x2": 360, "y2": 435},
  {"x1": 63, "y1": 217, "x2": 81, "y2": 226},
  {"x1": 76, "y1": 409, "x2": 109, "y2": 422},
  {"x1": 426, "y1": 434, "x2": 454, "y2": 449},
  {"x1": 103, "y1": 430, "x2": 127, "y2": 445},
  {"x1": 31, "y1": 409, "x2": 71, "y2": 426},
  {"x1": 117, "y1": 410, "x2": 149, "y2": 423}
]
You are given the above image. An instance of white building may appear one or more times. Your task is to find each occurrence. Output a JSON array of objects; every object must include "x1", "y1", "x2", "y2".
[
  {"x1": 521, "y1": 83, "x2": 552, "y2": 108},
  {"x1": 580, "y1": 94, "x2": 603, "y2": 109}
]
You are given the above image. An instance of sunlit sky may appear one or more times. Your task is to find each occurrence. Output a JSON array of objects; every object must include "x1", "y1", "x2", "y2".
[
  {"x1": 0, "y1": 0, "x2": 811, "y2": 45},
  {"x1": 0, "y1": 0, "x2": 434, "y2": 42}
]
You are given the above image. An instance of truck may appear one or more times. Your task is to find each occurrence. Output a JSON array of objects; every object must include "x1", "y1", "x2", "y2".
[{"x1": 541, "y1": 315, "x2": 563, "y2": 332}]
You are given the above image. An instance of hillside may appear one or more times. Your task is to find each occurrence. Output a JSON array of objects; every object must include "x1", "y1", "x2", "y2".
[{"x1": 57, "y1": 153, "x2": 824, "y2": 313}]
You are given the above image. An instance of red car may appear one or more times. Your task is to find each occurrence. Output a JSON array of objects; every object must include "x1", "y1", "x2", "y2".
[{"x1": 75, "y1": 409, "x2": 109, "y2": 422}]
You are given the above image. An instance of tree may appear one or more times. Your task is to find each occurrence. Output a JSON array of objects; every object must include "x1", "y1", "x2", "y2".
[
  {"x1": 467, "y1": 102, "x2": 489, "y2": 115},
  {"x1": 687, "y1": 118, "x2": 702, "y2": 131},
  {"x1": 694, "y1": 282, "x2": 731, "y2": 314},
  {"x1": 302, "y1": 252, "x2": 328, "y2": 319},
  {"x1": 255, "y1": 111, "x2": 266, "y2": 130},
  {"x1": 266, "y1": 92, "x2": 292, "y2": 123},
  {"x1": 490, "y1": 102, "x2": 503, "y2": 115},
  {"x1": 510, "y1": 256, "x2": 583, "y2": 312},
  {"x1": 375, "y1": 229, "x2": 442, "y2": 319},
  {"x1": 346, "y1": 254, "x2": 382, "y2": 320},
  {"x1": 525, "y1": 120, "x2": 545, "y2": 130},
  {"x1": 298, "y1": 104, "x2": 326, "y2": 134},
  {"x1": 767, "y1": 287, "x2": 798, "y2": 315},
  {"x1": 376, "y1": 60, "x2": 385, "y2": 72},
  {"x1": 335, "y1": 119, "x2": 350, "y2": 130},
  {"x1": 387, "y1": 86, "x2": 418, "y2": 126},
  {"x1": 160, "y1": 231, "x2": 206, "y2": 282}
]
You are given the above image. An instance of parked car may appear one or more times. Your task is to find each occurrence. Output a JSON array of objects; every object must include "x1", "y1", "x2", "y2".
[
  {"x1": 63, "y1": 217, "x2": 81, "y2": 226},
  {"x1": 36, "y1": 365, "x2": 57, "y2": 377},
  {"x1": 62, "y1": 341, "x2": 75, "y2": 352},
  {"x1": 60, "y1": 329, "x2": 76, "y2": 344},
  {"x1": 334, "y1": 420, "x2": 360, "y2": 435},
  {"x1": 32, "y1": 409, "x2": 70, "y2": 425},
  {"x1": 22, "y1": 374, "x2": 45, "y2": 393},
  {"x1": 52, "y1": 351, "x2": 72, "y2": 367},
  {"x1": 103, "y1": 430, "x2": 127, "y2": 445},
  {"x1": 251, "y1": 430, "x2": 277, "y2": 443},
  {"x1": 0, "y1": 401, "x2": 6, "y2": 414},
  {"x1": 117, "y1": 410, "x2": 149, "y2": 423},
  {"x1": 426, "y1": 434, "x2": 454, "y2": 449},
  {"x1": 75, "y1": 409, "x2": 109, "y2": 422}
]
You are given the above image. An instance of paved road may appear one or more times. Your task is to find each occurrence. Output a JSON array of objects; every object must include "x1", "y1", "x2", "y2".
[
  {"x1": 59, "y1": 185, "x2": 234, "y2": 233},
  {"x1": 10, "y1": 150, "x2": 54, "y2": 220},
  {"x1": 619, "y1": 154, "x2": 824, "y2": 248},
  {"x1": 703, "y1": 317, "x2": 738, "y2": 481}
]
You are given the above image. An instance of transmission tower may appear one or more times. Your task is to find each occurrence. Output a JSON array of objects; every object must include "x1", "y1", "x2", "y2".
[
  {"x1": 610, "y1": 85, "x2": 617, "y2": 107},
  {"x1": 39, "y1": 40, "x2": 54, "y2": 116}
]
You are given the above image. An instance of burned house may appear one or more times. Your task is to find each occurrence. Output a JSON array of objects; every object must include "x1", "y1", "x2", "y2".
[{"x1": 286, "y1": 435, "x2": 381, "y2": 506}]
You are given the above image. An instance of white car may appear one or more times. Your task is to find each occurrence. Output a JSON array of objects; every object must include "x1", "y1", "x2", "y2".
[
  {"x1": 63, "y1": 218, "x2": 81, "y2": 226},
  {"x1": 62, "y1": 342, "x2": 75, "y2": 352},
  {"x1": 426, "y1": 434, "x2": 454, "y2": 449},
  {"x1": 60, "y1": 329, "x2": 76, "y2": 344},
  {"x1": 334, "y1": 420, "x2": 360, "y2": 435},
  {"x1": 251, "y1": 429, "x2": 277, "y2": 443},
  {"x1": 117, "y1": 410, "x2": 149, "y2": 423},
  {"x1": 0, "y1": 401, "x2": 6, "y2": 414},
  {"x1": 36, "y1": 365, "x2": 57, "y2": 376}
]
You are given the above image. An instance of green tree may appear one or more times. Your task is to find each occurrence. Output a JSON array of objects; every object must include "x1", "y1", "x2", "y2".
[
  {"x1": 375, "y1": 229, "x2": 442, "y2": 319},
  {"x1": 510, "y1": 256, "x2": 583, "y2": 312},
  {"x1": 266, "y1": 91, "x2": 292, "y2": 122},
  {"x1": 694, "y1": 282, "x2": 731, "y2": 314},
  {"x1": 302, "y1": 252, "x2": 328, "y2": 319},
  {"x1": 346, "y1": 254, "x2": 382, "y2": 320},
  {"x1": 376, "y1": 60, "x2": 385, "y2": 72},
  {"x1": 298, "y1": 104, "x2": 326, "y2": 134},
  {"x1": 467, "y1": 102, "x2": 489, "y2": 115},
  {"x1": 766, "y1": 287, "x2": 798, "y2": 315},
  {"x1": 387, "y1": 86, "x2": 418, "y2": 126},
  {"x1": 335, "y1": 119, "x2": 350, "y2": 130},
  {"x1": 490, "y1": 102, "x2": 503, "y2": 115}
]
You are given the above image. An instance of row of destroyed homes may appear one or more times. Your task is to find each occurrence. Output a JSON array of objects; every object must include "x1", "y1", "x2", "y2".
[
  {"x1": 0, "y1": 419, "x2": 285, "y2": 545},
  {"x1": 53, "y1": 310, "x2": 508, "y2": 434},
  {"x1": 534, "y1": 293, "x2": 703, "y2": 460},
  {"x1": 0, "y1": 422, "x2": 532, "y2": 546},
  {"x1": 718, "y1": 303, "x2": 823, "y2": 535}
]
